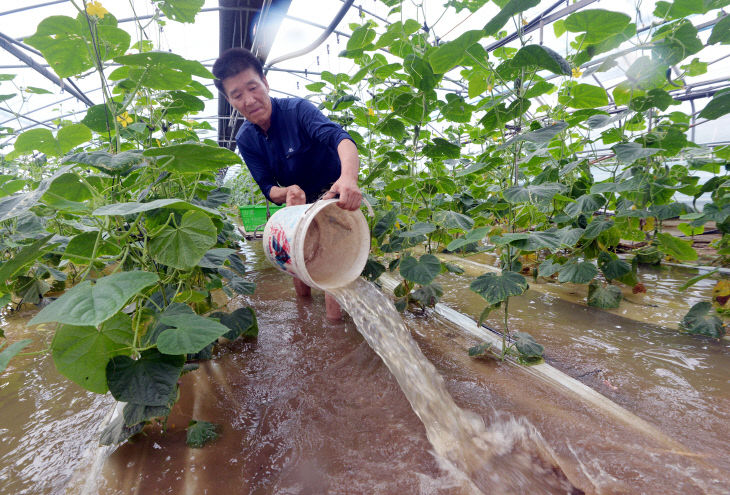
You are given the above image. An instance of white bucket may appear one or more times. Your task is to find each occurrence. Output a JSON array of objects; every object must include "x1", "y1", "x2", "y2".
[{"x1": 262, "y1": 199, "x2": 370, "y2": 290}]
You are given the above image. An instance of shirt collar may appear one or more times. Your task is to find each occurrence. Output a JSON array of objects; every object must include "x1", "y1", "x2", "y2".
[{"x1": 252, "y1": 97, "x2": 277, "y2": 137}]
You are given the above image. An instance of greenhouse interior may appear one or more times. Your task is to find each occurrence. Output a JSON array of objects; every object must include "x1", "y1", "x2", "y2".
[{"x1": 1, "y1": 0, "x2": 730, "y2": 493}]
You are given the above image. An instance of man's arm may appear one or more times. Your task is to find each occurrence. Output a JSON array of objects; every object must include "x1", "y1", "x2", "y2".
[
  {"x1": 322, "y1": 139, "x2": 362, "y2": 211},
  {"x1": 268, "y1": 184, "x2": 306, "y2": 205}
]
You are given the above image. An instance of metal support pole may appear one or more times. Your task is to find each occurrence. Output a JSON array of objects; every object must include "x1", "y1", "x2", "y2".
[{"x1": 0, "y1": 32, "x2": 94, "y2": 107}]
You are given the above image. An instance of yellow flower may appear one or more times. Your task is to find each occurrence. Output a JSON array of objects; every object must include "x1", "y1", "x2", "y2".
[
  {"x1": 521, "y1": 17, "x2": 529, "y2": 26},
  {"x1": 86, "y1": 1, "x2": 109, "y2": 18},
  {"x1": 367, "y1": 107, "x2": 375, "y2": 117},
  {"x1": 487, "y1": 83, "x2": 494, "y2": 92},
  {"x1": 572, "y1": 67, "x2": 583, "y2": 78},
  {"x1": 116, "y1": 111, "x2": 132, "y2": 127}
]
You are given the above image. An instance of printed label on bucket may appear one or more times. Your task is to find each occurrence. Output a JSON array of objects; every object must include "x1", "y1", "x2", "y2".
[{"x1": 268, "y1": 225, "x2": 292, "y2": 272}]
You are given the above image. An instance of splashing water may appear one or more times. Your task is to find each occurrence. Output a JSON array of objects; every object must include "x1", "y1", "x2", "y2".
[{"x1": 329, "y1": 279, "x2": 581, "y2": 494}]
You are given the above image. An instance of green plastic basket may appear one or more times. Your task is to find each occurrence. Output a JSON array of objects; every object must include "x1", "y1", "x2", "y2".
[{"x1": 239, "y1": 204, "x2": 284, "y2": 231}]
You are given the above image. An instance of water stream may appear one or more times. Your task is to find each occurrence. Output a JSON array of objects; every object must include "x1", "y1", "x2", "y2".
[{"x1": 330, "y1": 279, "x2": 579, "y2": 494}]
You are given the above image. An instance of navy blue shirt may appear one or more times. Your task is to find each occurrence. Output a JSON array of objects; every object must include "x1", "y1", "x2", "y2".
[{"x1": 235, "y1": 97, "x2": 355, "y2": 204}]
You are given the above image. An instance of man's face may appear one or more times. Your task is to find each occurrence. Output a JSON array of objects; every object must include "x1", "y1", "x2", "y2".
[{"x1": 222, "y1": 68, "x2": 272, "y2": 130}]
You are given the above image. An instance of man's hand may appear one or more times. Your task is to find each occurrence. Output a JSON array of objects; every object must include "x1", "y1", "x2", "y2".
[
  {"x1": 269, "y1": 184, "x2": 305, "y2": 205},
  {"x1": 285, "y1": 185, "x2": 306, "y2": 205},
  {"x1": 323, "y1": 177, "x2": 362, "y2": 211}
]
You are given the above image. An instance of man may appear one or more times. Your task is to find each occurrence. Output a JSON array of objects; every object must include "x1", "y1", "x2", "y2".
[{"x1": 213, "y1": 48, "x2": 362, "y2": 320}]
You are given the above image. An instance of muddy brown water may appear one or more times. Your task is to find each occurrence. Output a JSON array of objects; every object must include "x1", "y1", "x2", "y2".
[{"x1": 2, "y1": 241, "x2": 729, "y2": 493}]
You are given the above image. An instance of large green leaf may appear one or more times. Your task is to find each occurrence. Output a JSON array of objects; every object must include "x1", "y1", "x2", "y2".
[
  {"x1": 29, "y1": 271, "x2": 159, "y2": 327},
  {"x1": 513, "y1": 331, "x2": 544, "y2": 358},
  {"x1": 514, "y1": 121, "x2": 568, "y2": 144},
  {"x1": 374, "y1": 209, "x2": 398, "y2": 238},
  {"x1": 14, "y1": 129, "x2": 61, "y2": 156},
  {"x1": 708, "y1": 14, "x2": 730, "y2": 45},
  {"x1": 155, "y1": 0, "x2": 205, "y2": 23},
  {"x1": 504, "y1": 182, "x2": 566, "y2": 203},
  {"x1": 25, "y1": 15, "x2": 130, "y2": 78},
  {"x1": 587, "y1": 281, "x2": 623, "y2": 309},
  {"x1": 429, "y1": 30, "x2": 485, "y2": 73},
  {"x1": 538, "y1": 258, "x2": 563, "y2": 278},
  {"x1": 582, "y1": 217, "x2": 614, "y2": 240},
  {"x1": 148, "y1": 210, "x2": 217, "y2": 270},
  {"x1": 155, "y1": 304, "x2": 230, "y2": 354},
  {"x1": 656, "y1": 232, "x2": 698, "y2": 261},
  {"x1": 399, "y1": 254, "x2": 441, "y2": 285},
  {"x1": 652, "y1": 19, "x2": 703, "y2": 66},
  {"x1": 106, "y1": 349, "x2": 184, "y2": 405},
  {"x1": 41, "y1": 172, "x2": 93, "y2": 213},
  {"x1": 597, "y1": 251, "x2": 631, "y2": 281},
  {"x1": 399, "y1": 222, "x2": 436, "y2": 238},
  {"x1": 378, "y1": 118, "x2": 407, "y2": 140},
  {"x1": 422, "y1": 138, "x2": 460, "y2": 159},
  {"x1": 564, "y1": 9, "x2": 631, "y2": 44},
  {"x1": 143, "y1": 143, "x2": 241, "y2": 173},
  {"x1": 347, "y1": 24, "x2": 376, "y2": 50},
  {"x1": 566, "y1": 84, "x2": 608, "y2": 109},
  {"x1": 680, "y1": 301, "x2": 725, "y2": 338},
  {"x1": 57, "y1": 124, "x2": 92, "y2": 153},
  {"x1": 0, "y1": 339, "x2": 33, "y2": 373},
  {"x1": 698, "y1": 92, "x2": 730, "y2": 120},
  {"x1": 403, "y1": 54, "x2": 437, "y2": 91},
  {"x1": 564, "y1": 194, "x2": 606, "y2": 217},
  {"x1": 507, "y1": 230, "x2": 563, "y2": 252},
  {"x1": 433, "y1": 210, "x2": 475, "y2": 230},
  {"x1": 63, "y1": 150, "x2": 146, "y2": 176},
  {"x1": 198, "y1": 248, "x2": 238, "y2": 269},
  {"x1": 62, "y1": 231, "x2": 121, "y2": 265},
  {"x1": 558, "y1": 261, "x2": 598, "y2": 284},
  {"x1": 510, "y1": 45, "x2": 571, "y2": 75},
  {"x1": 0, "y1": 234, "x2": 55, "y2": 289},
  {"x1": 483, "y1": 0, "x2": 540, "y2": 36},
  {"x1": 470, "y1": 271, "x2": 528, "y2": 305},
  {"x1": 0, "y1": 175, "x2": 26, "y2": 198},
  {"x1": 210, "y1": 307, "x2": 258, "y2": 340},
  {"x1": 411, "y1": 283, "x2": 443, "y2": 307},
  {"x1": 441, "y1": 95, "x2": 475, "y2": 123},
  {"x1": 612, "y1": 142, "x2": 663, "y2": 163},
  {"x1": 93, "y1": 198, "x2": 220, "y2": 217},
  {"x1": 80, "y1": 104, "x2": 115, "y2": 134},
  {"x1": 51, "y1": 312, "x2": 134, "y2": 393},
  {"x1": 114, "y1": 52, "x2": 212, "y2": 90}
]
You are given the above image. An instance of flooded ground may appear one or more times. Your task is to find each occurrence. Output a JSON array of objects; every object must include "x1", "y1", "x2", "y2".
[
  {"x1": 0, "y1": 310, "x2": 112, "y2": 495},
  {"x1": 436, "y1": 254, "x2": 730, "y2": 486},
  {"x1": 2, "y1": 240, "x2": 729, "y2": 493}
]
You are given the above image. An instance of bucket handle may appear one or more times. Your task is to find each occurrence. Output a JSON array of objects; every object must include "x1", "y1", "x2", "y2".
[{"x1": 306, "y1": 194, "x2": 374, "y2": 217}]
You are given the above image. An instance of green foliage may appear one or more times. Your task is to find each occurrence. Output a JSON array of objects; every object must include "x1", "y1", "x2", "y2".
[
  {"x1": 4, "y1": 0, "x2": 730, "y2": 441},
  {"x1": 29, "y1": 271, "x2": 159, "y2": 327},
  {"x1": 680, "y1": 302, "x2": 725, "y2": 338},
  {"x1": 400, "y1": 254, "x2": 441, "y2": 285},
  {"x1": 0, "y1": 339, "x2": 32, "y2": 373},
  {"x1": 186, "y1": 420, "x2": 220, "y2": 448},
  {"x1": 0, "y1": 4, "x2": 261, "y2": 440},
  {"x1": 587, "y1": 280, "x2": 623, "y2": 309},
  {"x1": 470, "y1": 271, "x2": 528, "y2": 305}
]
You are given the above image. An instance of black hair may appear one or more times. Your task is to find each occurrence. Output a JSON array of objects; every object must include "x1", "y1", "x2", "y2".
[{"x1": 212, "y1": 48, "x2": 265, "y2": 94}]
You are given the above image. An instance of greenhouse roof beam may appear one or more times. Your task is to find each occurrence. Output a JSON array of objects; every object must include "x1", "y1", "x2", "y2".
[
  {"x1": 486, "y1": 0, "x2": 597, "y2": 52},
  {"x1": 264, "y1": 0, "x2": 355, "y2": 70},
  {"x1": 0, "y1": 31, "x2": 94, "y2": 108},
  {"x1": 217, "y1": 0, "x2": 293, "y2": 149},
  {"x1": 336, "y1": 0, "x2": 388, "y2": 25},
  {"x1": 0, "y1": 0, "x2": 68, "y2": 17}
]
